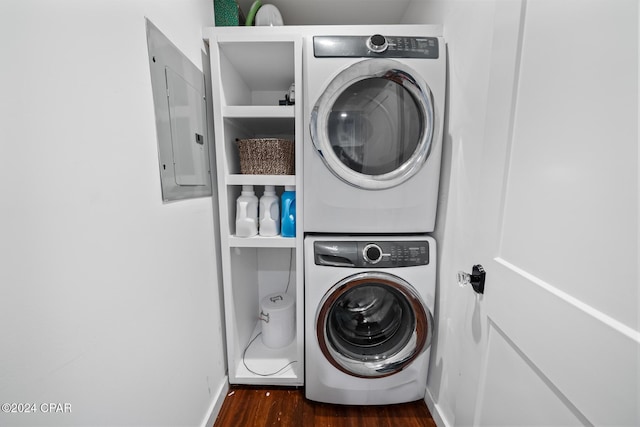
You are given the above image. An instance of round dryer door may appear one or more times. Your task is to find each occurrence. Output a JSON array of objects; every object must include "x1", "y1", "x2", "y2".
[
  {"x1": 310, "y1": 58, "x2": 435, "y2": 190},
  {"x1": 316, "y1": 272, "x2": 433, "y2": 378}
]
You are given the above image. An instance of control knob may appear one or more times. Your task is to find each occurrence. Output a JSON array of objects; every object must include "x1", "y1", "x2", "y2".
[
  {"x1": 367, "y1": 34, "x2": 388, "y2": 53},
  {"x1": 363, "y1": 243, "x2": 383, "y2": 264}
]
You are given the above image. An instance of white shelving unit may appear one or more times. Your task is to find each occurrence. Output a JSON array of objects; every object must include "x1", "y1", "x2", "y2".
[{"x1": 205, "y1": 28, "x2": 303, "y2": 385}]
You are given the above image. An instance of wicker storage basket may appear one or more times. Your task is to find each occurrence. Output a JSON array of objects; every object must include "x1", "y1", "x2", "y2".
[{"x1": 236, "y1": 138, "x2": 295, "y2": 175}]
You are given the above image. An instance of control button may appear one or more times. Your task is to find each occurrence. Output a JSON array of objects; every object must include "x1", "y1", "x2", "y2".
[
  {"x1": 367, "y1": 34, "x2": 388, "y2": 53},
  {"x1": 363, "y1": 243, "x2": 383, "y2": 264}
]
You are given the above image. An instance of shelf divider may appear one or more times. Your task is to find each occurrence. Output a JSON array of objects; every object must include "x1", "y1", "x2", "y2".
[
  {"x1": 229, "y1": 235, "x2": 296, "y2": 248},
  {"x1": 223, "y1": 105, "x2": 294, "y2": 118},
  {"x1": 227, "y1": 174, "x2": 295, "y2": 186}
]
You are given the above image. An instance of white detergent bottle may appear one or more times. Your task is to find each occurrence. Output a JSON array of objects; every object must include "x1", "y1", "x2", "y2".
[
  {"x1": 235, "y1": 185, "x2": 258, "y2": 237},
  {"x1": 259, "y1": 185, "x2": 280, "y2": 236}
]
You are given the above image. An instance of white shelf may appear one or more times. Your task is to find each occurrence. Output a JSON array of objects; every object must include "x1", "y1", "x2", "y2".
[
  {"x1": 210, "y1": 31, "x2": 303, "y2": 386},
  {"x1": 227, "y1": 174, "x2": 295, "y2": 186},
  {"x1": 229, "y1": 235, "x2": 296, "y2": 248},
  {"x1": 233, "y1": 321, "x2": 301, "y2": 385},
  {"x1": 223, "y1": 105, "x2": 294, "y2": 118}
]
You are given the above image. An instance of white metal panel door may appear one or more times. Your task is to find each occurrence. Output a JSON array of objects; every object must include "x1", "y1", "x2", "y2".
[{"x1": 472, "y1": 1, "x2": 639, "y2": 425}]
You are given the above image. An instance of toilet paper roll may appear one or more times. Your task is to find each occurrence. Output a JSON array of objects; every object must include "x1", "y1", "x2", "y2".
[{"x1": 260, "y1": 293, "x2": 295, "y2": 349}]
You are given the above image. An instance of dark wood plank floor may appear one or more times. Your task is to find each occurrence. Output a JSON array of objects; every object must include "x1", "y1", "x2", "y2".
[{"x1": 213, "y1": 386, "x2": 437, "y2": 427}]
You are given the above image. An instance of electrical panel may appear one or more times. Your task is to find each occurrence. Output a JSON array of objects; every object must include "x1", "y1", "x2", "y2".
[{"x1": 146, "y1": 19, "x2": 212, "y2": 202}]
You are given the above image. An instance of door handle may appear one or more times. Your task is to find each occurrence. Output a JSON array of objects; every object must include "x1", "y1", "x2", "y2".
[{"x1": 457, "y1": 264, "x2": 486, "y2": 294}]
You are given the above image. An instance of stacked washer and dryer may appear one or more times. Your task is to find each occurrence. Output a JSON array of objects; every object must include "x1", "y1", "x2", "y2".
[{"x1": 302, "y1": 26, "x2": 446, "y2": 405}]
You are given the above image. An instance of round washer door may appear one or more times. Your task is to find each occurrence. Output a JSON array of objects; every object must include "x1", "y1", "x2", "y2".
[
  {"x1": 310, "y1": 59, "x2": 435, "y2": 190},
  {"x1": 316, "y1": 271, "x2": 433, "y2": 378}
]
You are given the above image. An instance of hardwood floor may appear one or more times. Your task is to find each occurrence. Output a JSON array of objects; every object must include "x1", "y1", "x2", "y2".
[{"x1": 213, "y1": 386, "x2": 437, "y2": 427}]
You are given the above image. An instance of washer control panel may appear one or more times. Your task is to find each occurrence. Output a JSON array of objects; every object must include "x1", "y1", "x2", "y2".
[
  {"x1": 314, "y1": 35, "x2": 439, "y2": 59},
  {"x1": 314, "y1": 240, "x2": 430, "y2": 268}
]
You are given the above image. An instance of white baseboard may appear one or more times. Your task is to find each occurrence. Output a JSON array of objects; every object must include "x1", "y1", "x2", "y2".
[
  {"x1": 425, "y1": 387, "x2": 451, "y2": 427},
  {"x1": 200, "y1": 377, "x2": 230, "y2": 427}
]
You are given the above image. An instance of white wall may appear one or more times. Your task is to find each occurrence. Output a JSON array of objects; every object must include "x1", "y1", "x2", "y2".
[
  {"x1": 235, "y1": 0, "x2": 413, "y2": 25},
  {"x1": 402, "y1": 2, "x2": 498, "y2": 425},
  {"x1": 0, "y1": 1, "x2": 227, "y2": 426}
]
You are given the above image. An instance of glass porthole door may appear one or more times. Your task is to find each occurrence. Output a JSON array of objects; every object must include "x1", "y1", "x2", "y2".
[
  {"x1": 310, "y1": 59, "x2": 435, "y2": 190},
  {"x1": 316, "y1": 272, "x2": 433, "y2": 378}
]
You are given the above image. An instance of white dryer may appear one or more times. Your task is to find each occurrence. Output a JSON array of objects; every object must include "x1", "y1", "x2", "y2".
[
  {"x1": 303, "y1": 26, "x2": 446, "y2": 233},
  {"x1": 304, "y1": 235, "x2": 436, "y2": 405}
]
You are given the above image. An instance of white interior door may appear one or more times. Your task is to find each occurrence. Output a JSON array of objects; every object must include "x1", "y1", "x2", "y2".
[{"x1": 472, "y1": 1, "x2": 639, "y2": 425}]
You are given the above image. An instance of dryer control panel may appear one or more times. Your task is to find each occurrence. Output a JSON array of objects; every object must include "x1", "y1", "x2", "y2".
[
  {"x1": 314, "y1": 240, "x2": 430, "y2": 268},
  {"x1": 314, "y1": 35, "x2": 439, "y2": 59}
]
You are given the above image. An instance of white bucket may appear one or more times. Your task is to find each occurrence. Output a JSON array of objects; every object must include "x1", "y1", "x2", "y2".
[{"x1": 259, "y1": 293, "x2": 295, "y2": 349}]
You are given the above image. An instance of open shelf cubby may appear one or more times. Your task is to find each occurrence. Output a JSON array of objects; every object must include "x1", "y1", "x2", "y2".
[
  {"x1": 228, "y1": 247, "x2": 299, "y2": 384},
  {"x1": 218, "y1": 41, "x2": 295, "y2": 107},
  {"x1": 222, "y1": 117, "x2": 295, "y2": 176}
]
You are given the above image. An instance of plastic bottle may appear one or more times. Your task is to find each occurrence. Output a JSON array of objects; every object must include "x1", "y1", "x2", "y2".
[
  {"x1": 235, "y1": 185, "x2": 258, "y2": 237},
  {"x1": 259, "y1": 185, "x2": 280, "y2": 237},
  {"x1": 281, "y1": 186, "x2": 296, "y2": 238}
]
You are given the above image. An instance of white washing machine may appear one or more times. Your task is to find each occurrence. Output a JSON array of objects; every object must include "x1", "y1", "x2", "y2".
[
  {"x1": 303, "y1": 26, "x2": 446, "y2": 233},
  {"x1": 304, "y1": 235, "x2": 436, "y2": 405}
]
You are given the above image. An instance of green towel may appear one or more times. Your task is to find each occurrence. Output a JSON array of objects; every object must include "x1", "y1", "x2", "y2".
[{"x1": 214, "y1": 0, "x2": 240, "y2": 26}]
